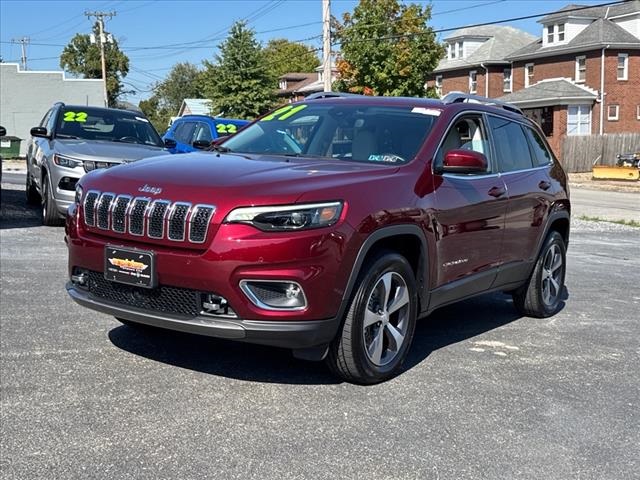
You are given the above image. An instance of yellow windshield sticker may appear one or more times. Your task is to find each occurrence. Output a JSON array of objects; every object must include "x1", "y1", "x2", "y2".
[
  {"x1": 261, "y1": 104, "x2": 308, "y2": 122},
  {"x1": 63, "y1": 111, "x2": 88, "y2": 122}
]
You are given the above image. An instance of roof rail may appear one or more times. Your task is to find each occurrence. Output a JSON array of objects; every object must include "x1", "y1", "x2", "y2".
[
  {"x1": 305, "y1": 91, "x2": 363, "y2": 100},
  {"x1": 441, "y1": 92, "x2": 523, "y2": 115}
]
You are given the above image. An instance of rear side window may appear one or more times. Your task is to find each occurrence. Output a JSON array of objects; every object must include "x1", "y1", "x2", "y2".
[
  {"x1": 524, "y1": 127, "x2": 552, "y2": 166},
  {"x1": 173, "y1": 121, "x2": 196, "y2": 143},
  {"x1": 488, "y1": 116, "x2": 534, "y2": 173}
]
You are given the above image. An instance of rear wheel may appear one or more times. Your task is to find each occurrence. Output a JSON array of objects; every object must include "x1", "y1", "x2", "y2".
[
  {"x1": 326, "y1": 251, "x2": 418, "y2": 384},
  {"x1": 512, "y1": 231, "x2": 566, "y2": 318},
  {"x1": 41, "y1": 174, "x2": 63, "y2": 226},
  {"x1": 26, "y1": 171, "x2": 40, "y2": 205}
]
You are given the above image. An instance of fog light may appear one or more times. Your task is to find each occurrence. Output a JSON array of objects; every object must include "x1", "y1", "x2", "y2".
[{"x1": 240, "y1": 280, "x2": 307, "y2": 311}]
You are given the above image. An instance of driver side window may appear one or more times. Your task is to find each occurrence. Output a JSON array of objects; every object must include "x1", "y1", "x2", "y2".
[{"x1": 435, "y1": 115, "x2": 491, "y2": 174}]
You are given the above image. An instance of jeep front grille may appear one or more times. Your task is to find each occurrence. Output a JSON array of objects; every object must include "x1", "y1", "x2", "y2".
[{"x1": 82, "y1": 190, "x2": 215, "y2": 244}]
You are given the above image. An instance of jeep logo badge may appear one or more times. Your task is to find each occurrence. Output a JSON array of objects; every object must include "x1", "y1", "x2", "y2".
[{"x1": 138, "y1": 184, "x2": 162, "y2": 195}]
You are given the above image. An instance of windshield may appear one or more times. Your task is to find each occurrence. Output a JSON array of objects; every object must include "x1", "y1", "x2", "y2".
[
  {"x1": 55, "y1": 107, "x2": 164, "y2": 147},
  {"x1": 221, "y1": 103, "x2": 438, "y2": 165}
]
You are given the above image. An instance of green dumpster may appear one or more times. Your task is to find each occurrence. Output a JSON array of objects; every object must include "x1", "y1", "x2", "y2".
[{"x1": 0, "y1": 136, "x2": 22, "y2": 158}]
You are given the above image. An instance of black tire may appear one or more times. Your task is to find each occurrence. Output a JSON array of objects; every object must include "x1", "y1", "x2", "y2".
[
  {"x1": 41, "y1": 173, "x2": 63, "y2": 226},
  {"x1": 26, "y1": 171, "x2": 40, "y2": 205},
  {"x1": 326, "y1": 251, "x2": 418, "y2": 384},
  {"x1": 512, "y1": 231, "x2": 566, "y2": 318}
]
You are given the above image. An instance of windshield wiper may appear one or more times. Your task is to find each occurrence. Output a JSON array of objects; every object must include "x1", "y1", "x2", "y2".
[{"x1": 55, "y1": 134, "x2": 80, "y2": 139}]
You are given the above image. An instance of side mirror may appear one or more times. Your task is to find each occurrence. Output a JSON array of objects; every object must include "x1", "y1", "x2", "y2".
[
  {"x1": 30, "y1": 126, "x2": 49, "y2": 138},
  {"x1": 441, "y1": 149, "x2": 488, "y2": 174},
  {"x1": 192, "y1": 139, "x2": 212, "y2": 150},
  {"x1": 0, "y1": 126, "x2": 6, "y2": 137},
  {"x1": 164, "y1": 138, "x2": 177, "y2": 149}
]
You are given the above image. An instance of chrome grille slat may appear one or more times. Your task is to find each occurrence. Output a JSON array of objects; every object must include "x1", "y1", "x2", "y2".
[
  {"x1": 83, "y1": 191, "x2": 100, "y2": 226},
  {"x1": 96, "y1": 193, "x2": 115, "y2": 230},
  {"x1": 82, "y1": 191, "x2": 214, "y2": 244},
  {"x1": 128, "y1": 197, "x2": 150, "y2": 236},
  {"x1": 147, "y1": 200, "x2": 170, "y2": 239},
  {"x1": 168, "y1": 203, "x2": 191, "y2": 241},
  {"x1": 111, "y1": 195, "x2": 132, "y2": 233},
  {"x1": 189, "y1": 205, "x2": 216, "y2": 243}
]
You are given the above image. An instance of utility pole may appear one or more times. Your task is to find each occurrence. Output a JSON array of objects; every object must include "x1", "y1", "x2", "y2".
[
  {"x1": 85, "y1": 10, "x2": 115, "y2": 107},
  {"x1": 322, "y1": 0, "x2": 332, "y2": 92},
  {"x1": 11, "y1": 37, "x2": 30, "y2": 70}
]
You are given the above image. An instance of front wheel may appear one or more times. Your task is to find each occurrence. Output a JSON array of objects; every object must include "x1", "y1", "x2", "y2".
[
  {"x1": 41, "y1": 174, "x2": 63, "y2": 226},
  {"x1": 26, "y1": 172, "x2": 40, "y2": 205},
  {"x1": 326, "y1": 251, "x2": 418, "y2": 384},
  {"x1": 512, "y1": 231, "x2": 566, "y2": 318}
]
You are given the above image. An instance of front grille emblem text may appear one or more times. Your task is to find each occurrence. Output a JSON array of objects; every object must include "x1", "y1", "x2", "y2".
[{"x1": 138, "y1": 184, "x2": 162, "y2": 195}]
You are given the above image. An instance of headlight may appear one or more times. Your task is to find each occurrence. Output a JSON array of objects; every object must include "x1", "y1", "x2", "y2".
[
  {"x1": 84, "y1": 160, "x2": 115, "y2": 172},
  {"x1": 225, "y1": 202, "x2": 343, "y2": 232},
  {"x1": 53, "y1": 154, "x2": 83, "y2": 168},
  {"x1": 75, "y1": 184, "x2": 83, "y2": 204}
]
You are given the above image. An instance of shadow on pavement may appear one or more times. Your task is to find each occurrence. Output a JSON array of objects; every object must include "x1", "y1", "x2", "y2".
[
  {"x1": 0, "y1": 186, "x2": 42, "y2": 229},
  {"x1": 109, "y1": 290, "x2": 568, "y2": 385}
]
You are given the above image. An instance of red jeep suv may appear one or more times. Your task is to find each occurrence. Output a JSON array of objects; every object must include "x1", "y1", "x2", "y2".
[{"x1": 66, "y1": 93, "x2": 570, "y2": 384}]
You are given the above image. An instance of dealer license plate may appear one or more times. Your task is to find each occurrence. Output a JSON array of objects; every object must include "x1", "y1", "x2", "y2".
[{"x1": 104, "y1": 246, "x2": 156, "y2": 288}]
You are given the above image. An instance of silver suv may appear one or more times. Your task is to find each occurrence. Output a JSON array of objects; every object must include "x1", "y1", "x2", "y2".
[{"x1": 25, "y1": 103, "x2": 171, "y2": 225}]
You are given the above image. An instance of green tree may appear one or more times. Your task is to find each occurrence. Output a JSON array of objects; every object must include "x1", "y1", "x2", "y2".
[
  {"x1": 139, "y1": 62, "x2": 202, "y2": 131},
  {"x1": 334, "y1": 0, "x2": 444, "y2": 97},
  {"x1": 263, "y1": 38, "x2": 319, "y2": 78},
  {"x1": 201, "y1": 21, "x2": 275, "y2": 119},
  {"x1": 60, "y1": 22, "x2": 129, "y2": 106}
]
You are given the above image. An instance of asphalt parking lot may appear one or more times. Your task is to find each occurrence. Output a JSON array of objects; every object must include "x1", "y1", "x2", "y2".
[{"x1": 1, "y1": 177, "x2": 639, "y2": 480}]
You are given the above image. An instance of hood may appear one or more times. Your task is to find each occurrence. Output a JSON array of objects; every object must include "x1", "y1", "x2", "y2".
[
  {"x1": 81, "y1": 152, "x2": 399, "y2": 209},
  {"x1": 54, "y1": 139, "x2": 170, "y2": 163}
]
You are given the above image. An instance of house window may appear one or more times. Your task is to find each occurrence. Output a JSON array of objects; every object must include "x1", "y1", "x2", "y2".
[
  {"x1": 637, "y1": 105, "x2": 640, "y2": 120},
  {"x1": 469, "y1": 70, "x2": 477, "y2": 94},
  {"x1": 558, "y1": 23, "x2": 565, "y2": 41},
  {"x1": 567, "y1": 105, "x2": 591, "y2": 135},
  {"x1": 503, "y1": 67, "x2": 512, "y2": 92},
  {"x1": 279, "y1": 79, "x2": 287, "y2": 90},
  {"x1": 617, "y1": 53, "x2": 628, "y2": 80},
  {"x1": 575, "y1": 56, "x2": 586, "y2": 82},
  {"x1": 435, "y1": 75, "x2": 443, "y2": 96},
  {"x1": 458, "y1": 42, "x2": 464, "y2": 58},
  {"x1": 608, "y1": 104, "x2": 619, "y2": 121},
  {"x1": 547, "y1": 25, "x2": 554, "y2": 43},
  {"x1": 450, "y1": 43, "x2": 456, "y2": 59},
  {"x1": 525, "y1": 63, "x2": 534, "y2": 88}
]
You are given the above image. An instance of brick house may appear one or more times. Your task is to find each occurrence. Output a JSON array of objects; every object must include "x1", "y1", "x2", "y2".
[
  {"x1": 426, "y1": 26, "x2": 536, "y2": 99},
  {"x1": 276, "y1": 73, "x2": 318, "y2": 103},
  {"x1": 277, "y1": 65, "x2": 338, "y2": 103},
  {"x1": 500, "y1": 1, "x2": 640, "y2": 157}
]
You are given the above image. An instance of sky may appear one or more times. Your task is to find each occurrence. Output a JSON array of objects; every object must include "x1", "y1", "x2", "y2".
[{"x1": 0, "y1": 0, "x2": 607, "y2": 104}]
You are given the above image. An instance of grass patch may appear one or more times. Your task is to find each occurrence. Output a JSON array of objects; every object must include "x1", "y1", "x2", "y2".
[{"x1": 579, "y1": 215, "x2": 640, "y2": 228}]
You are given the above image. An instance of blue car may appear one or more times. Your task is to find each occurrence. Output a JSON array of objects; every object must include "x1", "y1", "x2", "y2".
[{"x1": 162, "y1": 115, "x2": 249, "y2": 153}]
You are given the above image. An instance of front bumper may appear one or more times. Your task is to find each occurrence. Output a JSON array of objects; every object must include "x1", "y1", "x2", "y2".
[{"x1": 66, "y1": 283, "x2": 340, "y2": 349}]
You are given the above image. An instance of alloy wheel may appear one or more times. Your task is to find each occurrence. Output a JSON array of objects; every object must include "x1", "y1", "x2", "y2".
[
  {"x1": 541, "y1": 243, "x2": 563, "y2": 307},
  {"x1": 362, "y1": 271, "x2": 411, "y2": 366}
]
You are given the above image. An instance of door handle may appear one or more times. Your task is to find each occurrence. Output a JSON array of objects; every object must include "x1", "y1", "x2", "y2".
[
  {"x1": 488, "y1": 186, "x2": 506, "y2": 198},
  {"x1": 538, "y1": 180, "x2": 551, "y2": 191}
]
